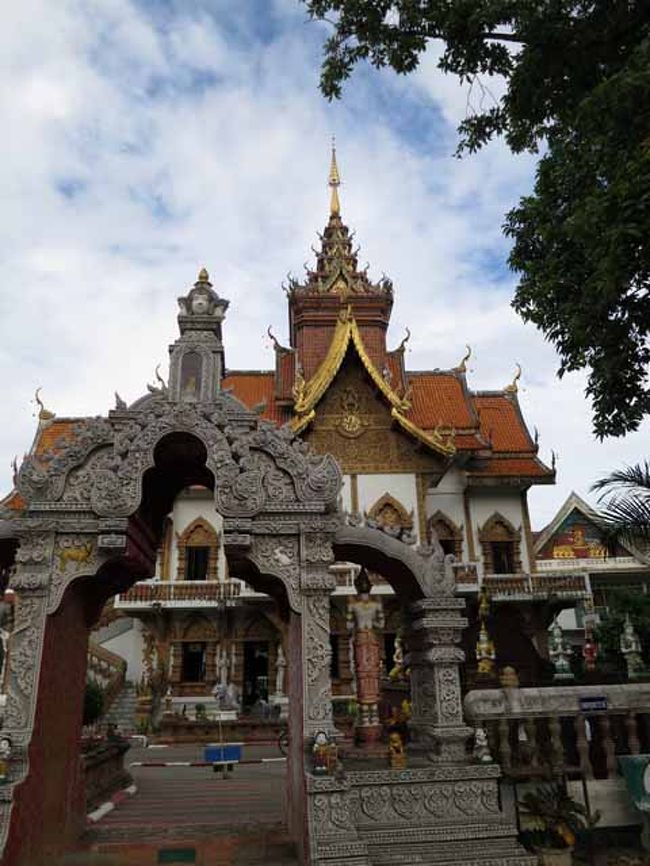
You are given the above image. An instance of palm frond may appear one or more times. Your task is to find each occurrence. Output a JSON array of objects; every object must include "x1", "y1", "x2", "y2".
[{"x1": 592, "y1": 461, "x2": 650, "y2": 497}]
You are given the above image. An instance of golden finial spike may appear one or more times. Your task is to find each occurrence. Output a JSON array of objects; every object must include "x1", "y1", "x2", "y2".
[
  {"x1": 504, "y1": 363, "x2": 522, "y2": 393},
  {"x1": 329, "y1": 138, "x2": 341, "y2": 216},
  {"x1": 197, "y1": 267, "x2": 209, "y2": 283}
]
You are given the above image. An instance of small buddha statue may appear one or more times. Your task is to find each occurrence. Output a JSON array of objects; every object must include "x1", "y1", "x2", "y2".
[
  {"x1": 473, "y1": 727, "x2": 493, "y2": 764},
  {"x1": 312, "y1": 731, "x2": 330, "y2": 775},
  {"x1": 388, "y1": 731, "x2": 407, "y2": 769}
]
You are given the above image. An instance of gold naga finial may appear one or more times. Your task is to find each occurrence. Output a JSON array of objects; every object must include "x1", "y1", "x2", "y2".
[
  {"x1": 197, "y1": 267, "x2": 210, "y2": 283},
  {"x1": 504, "y1": 363, "x2": 522, "y2": 394},
  {"x1": 33, "y1": 387, "x2": 55, "y2": 422},
  {"x1": 454, "y1": 344, "x2": 472, "y2": 373},
  {"x1": 328, "y1": 137, "x2": 341, "y2": 217}
]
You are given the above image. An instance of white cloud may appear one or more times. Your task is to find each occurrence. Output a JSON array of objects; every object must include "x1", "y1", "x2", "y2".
[{"x1": 0, "y1": 0, "x2": 647, "y2": 530}]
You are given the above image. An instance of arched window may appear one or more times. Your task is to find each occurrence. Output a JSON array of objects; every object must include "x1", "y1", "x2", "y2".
[
  {"x1": 180, "y1": 351, "x2": 202, "y2": 400},
  {"x1": 176, "y1": 518, "x2": 219, "y2": 581},
  {"x1": 479, "y1": 513, "x2": 522, "y2": 575},
  {"x1": 427, "y1": 511, "x2": 463, "y2": 559}
]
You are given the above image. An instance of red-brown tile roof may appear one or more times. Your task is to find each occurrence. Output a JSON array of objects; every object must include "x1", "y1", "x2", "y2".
[
  {"x1": 473, "y1": 394, "x2": 534, "y2": 453},
  {"x1": 407, "y1": 372, "x2": 476, "y2": 429},
  {"x1": 34, "y1": 420, "x2": 78, "y2": 457},
  {"x1": 222, "y1": 372, "x2": 290, "y2": 425},
  {"x1": 1, "y1": 490, "x2": 25, "y2": 511},
  {"x1": 469, "y1": 457, "x2": 554, "y2": 478}
]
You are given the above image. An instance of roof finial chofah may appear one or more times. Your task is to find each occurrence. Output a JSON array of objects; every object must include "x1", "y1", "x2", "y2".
[
  {"x1": 33, "y1": 387, "x2": 55, "y2": 423},
  {"x1": 454, "y1": 344, "x2": 472, "y2": 374},
  {"x1": 329, "y1": 136, "x2": 341, "y2": 217},
  {"x1": 504, "y1": 363, "x2": 522, "y2": 394}
]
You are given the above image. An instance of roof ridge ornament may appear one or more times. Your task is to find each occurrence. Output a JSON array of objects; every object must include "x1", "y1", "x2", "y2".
[
  {"x1": 504, "y1": 363, "x2": 522, "y2": 394},
  {"x1": 33, "y1": 388, "x2": 55, "y2": 423},
  {"x1": 454, "y1": 344, "x2": 472, "y2": 374},
  {"x1": 329, "y1": 137, "x2": 341, "y2": 216}
]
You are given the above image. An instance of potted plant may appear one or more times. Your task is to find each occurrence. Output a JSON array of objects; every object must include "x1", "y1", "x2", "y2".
[{"x1": 518, "y1": 783, "x2": 599, "y2": 866}]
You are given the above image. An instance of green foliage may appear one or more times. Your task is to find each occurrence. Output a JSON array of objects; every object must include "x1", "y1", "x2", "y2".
[
  {"x1": 519, "y1": 783, "x2": 599, "y2": 850},
  {"x1": 303, "y1": 1, "x2": 650, "y2": 436},
  {"x1": 592, "y1": 462, "x2": 650, "y2": 546},
  {"x1": 594, "y1": 588, "x2": 650, "y2": 668},
  {"x1": 83, "y1": 680, "x2": 104, "y2": 727}
]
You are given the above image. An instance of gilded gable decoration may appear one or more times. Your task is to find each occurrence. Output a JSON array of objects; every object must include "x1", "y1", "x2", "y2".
[{"x1": 366, "y1": 493, "x2": 414, "y2": 531}]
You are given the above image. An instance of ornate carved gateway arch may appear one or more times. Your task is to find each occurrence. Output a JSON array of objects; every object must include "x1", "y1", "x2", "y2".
[{"x1": 0, "y1": 271, "x2": 531, "y2": 866}]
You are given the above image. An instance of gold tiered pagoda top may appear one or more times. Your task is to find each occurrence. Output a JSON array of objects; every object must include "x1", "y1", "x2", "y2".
[{"x1": 287, "y1": 146, "x2": 392, "y2": 299}]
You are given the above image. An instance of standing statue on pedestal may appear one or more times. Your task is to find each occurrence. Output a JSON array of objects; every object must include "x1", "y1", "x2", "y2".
[
  {"x1": 347, "y1": 568, "x2": 384, "y2": 744},
  {"x1": 549, "y1": 618, "x2": 574, "y2": 681},
  {"x1": 620, "y1": 614, "x2": 644, "y2": 679},
  {"x1": 275, "y1": 643, "x2": 286, "y2": 696},
  {"x1": 217, "y1": 644, "x2": 229, "y2": 686}
]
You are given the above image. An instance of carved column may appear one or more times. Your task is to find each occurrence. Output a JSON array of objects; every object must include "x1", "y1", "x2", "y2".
[
  {"x1": 301, "y1": 567, "x2": 336, "y2": 738},
  {"x1": 406, "y1": 597, "x2": 472, "y2": 762}
]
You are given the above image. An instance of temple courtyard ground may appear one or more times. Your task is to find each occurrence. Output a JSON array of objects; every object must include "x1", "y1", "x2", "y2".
[
  {"x1": 60, "y1": 743, "x2": 297, "y2": 865},
  {"x1": 51, "y1": 742, "x2": 650, "y2": 865}
]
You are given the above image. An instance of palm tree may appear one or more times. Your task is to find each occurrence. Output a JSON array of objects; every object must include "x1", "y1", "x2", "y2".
[{"x1": 591, "y1": 461, "x2": 650, "y2": 547}]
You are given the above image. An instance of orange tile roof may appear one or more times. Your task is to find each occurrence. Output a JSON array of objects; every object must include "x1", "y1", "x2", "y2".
[
  {"x1": 222, "y1": 372, "x2": 290, "y2": 425},
  {"x1": 469, "y1": 457, "x2": 554, "y2": 478},
  {"x1": 34, "y1": 420, "x2": 79, "y2": 457},
  {"x1": 473, "y1": 394, "x2": 534, "y2": 453},
  {"x1": 385, "y1": 351, "x2": 406, "y2": 394},
  {"x1": 1, "y1": 490, "x2": 25, "y2": 511},
  {"x1": 406, "y1": 372, "x2": 476, "y2": 429}
]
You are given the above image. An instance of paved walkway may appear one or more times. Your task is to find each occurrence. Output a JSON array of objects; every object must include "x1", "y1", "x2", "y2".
[{"x1": 74, "y1": 743, "x2": 297, "y2": 865}]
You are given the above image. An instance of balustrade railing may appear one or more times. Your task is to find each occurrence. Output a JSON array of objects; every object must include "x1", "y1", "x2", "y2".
[
  {"x1": 464, "y1": 684, "x2": 650, "y2": 781},
  {"x1": 87, "y1": 640, "x2": 127, "y2": 713},
  {"x1": 481, "y1": 571, "x2": 591, "y2": 601},
  {"x1": 537, "y1": 556, "x2": 638, "y2": 572},
  {"x1": 115, "y1": 579, "x2": 243, "y2": 607}
]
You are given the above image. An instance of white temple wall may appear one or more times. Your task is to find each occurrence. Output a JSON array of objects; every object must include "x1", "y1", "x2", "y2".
[
  {"x1": 425, "y1": 467, "x2": 468, "y2": 557},
  {"x1": 340, "y1": 475, "x2": 353, "y2": 513},
  {"x1": 168, "y1": 491, "x2": 226, "y2": 581},
  {"x1": 101, "y1": 619, "x2": 145, "y2": 683},
  {"x1": 356, "y1": 473, "x2": 420, "y2": 539},
  {"x1": 469, "y1": 489, "x2": 531, "y2": 572}
]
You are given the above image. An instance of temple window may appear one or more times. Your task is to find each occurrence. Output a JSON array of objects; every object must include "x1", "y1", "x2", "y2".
[
  {"x1": 490, "y1": 541, "x2": 515, "y2": 574},
  {"x1": 180, "y1": 351, "x2": 202, "y2": 400},
  {"x1": 185, "y1": 546, "x2": 210, "y2": 581},
  {"x1": 181, "y1": 642, "x2": 206, "y2": 682},
  {"x1": 176, "y1": 518, "x2": 219, "y2": 582},
  {"x1": 479, "y1": 513, "x2": 522, "y2": 576},
  {"x1": 427, "y1": 512, "x2": 463, "y2": 559}
]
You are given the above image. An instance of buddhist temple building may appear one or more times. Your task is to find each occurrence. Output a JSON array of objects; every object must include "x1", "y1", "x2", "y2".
[{"x1": 0, "y1": 149, "x2": 596, "y2": 724}]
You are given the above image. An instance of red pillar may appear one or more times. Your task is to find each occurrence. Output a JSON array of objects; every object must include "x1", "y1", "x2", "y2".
[{"x1": 4, "y1": 582, "x2": 90, "y2": 866}]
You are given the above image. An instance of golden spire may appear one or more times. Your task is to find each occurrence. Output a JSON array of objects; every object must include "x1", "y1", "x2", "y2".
[
  {"x1": 197, "y1": 267, "x2": 210, "y2": 283},
  {"x1": 328, "y1": 138, "x2": 341, "y2": 216}
]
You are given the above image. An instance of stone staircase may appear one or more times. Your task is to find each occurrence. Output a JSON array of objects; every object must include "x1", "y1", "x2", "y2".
[{"x1": 102, "y1": 682, "x2": 138, "y2": 734}]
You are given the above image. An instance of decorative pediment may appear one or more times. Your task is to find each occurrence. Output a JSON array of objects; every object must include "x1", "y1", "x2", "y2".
[{"x1": 367, "y1": 493, "x2": 414, "y2": 530}]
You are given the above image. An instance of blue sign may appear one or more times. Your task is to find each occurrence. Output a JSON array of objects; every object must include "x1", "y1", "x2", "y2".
[{"x1": 579, "y1": 696, "x2": 608, "y2": 712}]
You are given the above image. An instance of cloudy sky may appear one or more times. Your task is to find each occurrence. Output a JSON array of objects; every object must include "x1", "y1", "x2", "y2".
[{"x1": 0, "y1": 0, "x2": 647, "y2": 528}]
